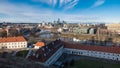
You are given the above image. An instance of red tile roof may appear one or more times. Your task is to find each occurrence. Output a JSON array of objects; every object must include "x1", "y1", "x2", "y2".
[
  {"x1": 0, "y1": 36, "x2": 26, "y2": 43},
  {"x1": 35, "y1": 42, "x2": 45, "y2": 47},
  {"x1": 29, "y1": 40, "x2": 63, "y2": 62},
  {"x1": 63, "y1": 42, "x2": 120, "y2": 54},
  {"x1": 29, "y1": 40, "x2": 120, "y2": 63}
]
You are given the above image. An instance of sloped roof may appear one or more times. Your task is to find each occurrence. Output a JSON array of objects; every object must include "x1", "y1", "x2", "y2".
[
  {"x1": 35, "y1": 42, "x2": 45, "y2": 47},
  {"x1": 29, "y1": 40, "x2": 63, "y2": 62},
  {"x1": 0, "y1": 36, "x2": 26, "y2": 43},
  {"x1": 64, "y1": 42, "x2": 120, "y2": 54}
]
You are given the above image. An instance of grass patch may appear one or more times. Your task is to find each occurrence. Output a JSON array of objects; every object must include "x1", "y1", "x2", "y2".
[
  {"x1": 16, "y1": 50, "x2": 28, "y2": 57},
  {"x1": 69, "y1": 59, "x2": 120, "y2": 68}
]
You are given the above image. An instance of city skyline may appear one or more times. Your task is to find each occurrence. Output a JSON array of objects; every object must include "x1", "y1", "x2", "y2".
[{"x1": 0, "y1": 0, "x2": 120, "y2": 23}]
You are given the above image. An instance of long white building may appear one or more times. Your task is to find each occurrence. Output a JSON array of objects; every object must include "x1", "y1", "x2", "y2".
[
  {"x1": 0, "y1": 36, "x2": 27, "y2": 49},
  {"x1": 64, "y1": 43, "x2": 120, "y2": 61},
  {"x1": 29, "y1": 40, "x2": 120, "y2": 66}
]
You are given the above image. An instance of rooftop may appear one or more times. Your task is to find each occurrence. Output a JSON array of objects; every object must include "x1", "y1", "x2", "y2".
[
  {"x1": 35, "y1": 42, "x2": 45, "y2": 47},
  {"x1": 64, "y1": 42, "x2": 120, "y2": 54},
  {"x1": 0, "y1": 36, "x2": 26, "y2": 43},
  {"x1": 29, "y1": 39, "x2": 63, "y2": 62}
]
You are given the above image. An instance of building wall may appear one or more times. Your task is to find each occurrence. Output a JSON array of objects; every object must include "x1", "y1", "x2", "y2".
[
  {"x1": 0, "y1": 41, "x2": 27, "y2": 49},
  {"x1": 64, "y1": 48, "x2": 120, "y2": 61},
  {"x1": 32, "y1": 44, "x2": 120, "y2": 66},
  {"x1": 106, "y1": 24, "x2": 120, "y2": 33},
  {"x1": 73, "y1": 28, "x2": 89, "y2": 34},
  {"x1": 89, "y1": 28, "x2": 96, "y2": 34},
  {"x1": 44, "y1": 46, "x2": 64, "y2": 66},
  {"x1": 34, "y1": 46, "x2": 40, "y2": 49}
]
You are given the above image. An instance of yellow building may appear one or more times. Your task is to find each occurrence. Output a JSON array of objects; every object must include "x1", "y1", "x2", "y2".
[{"x1": 105, "y1": 23, "x2": 120, "y2": 34}]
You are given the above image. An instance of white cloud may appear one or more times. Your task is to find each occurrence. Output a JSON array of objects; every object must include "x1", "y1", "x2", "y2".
[
  {"x1": 0, "y1": 1, "x2": 104, "y2": 23},
  {"x1": 0, "y1": 1, "x2": 55, "y2": 22},
  {"x1": 52, "y1": 0, "x2": 57, "y2": 7},
  {"x1": 59, "y1": 14, "x2": 101, "y2": 22},
  {"x1": 0, "y1": 0, "x2": 116, "y2": 23},
  {"x1": 33, "y1": 0, "x2": 57, "y2": 7},
  {"x1": 32, "y1": 0, "x2": 79, "y2": 10},
  {"x1": 63, "y1": 0, "x2": 79, "y2": 11},
  {"x1": 59, "y1": 0, "x2": 72, "y2": 7},
  {"x1": 92, "y1": 0, "x2": 105, "y2": 8}
]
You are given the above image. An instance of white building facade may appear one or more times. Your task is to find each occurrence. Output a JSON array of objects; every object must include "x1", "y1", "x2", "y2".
[
  {"x1": 29, "y1": 41, "x2": 120, "y2": 66},
  {"x1": 43, "y1": 46, "x2": 64, "y2": 66},
  {"x1": 64, "y1": 48, "x2": 120, "y2": 61},
  {"x1": 0, "y1": 36, "x2": 27, "y2": 49}
]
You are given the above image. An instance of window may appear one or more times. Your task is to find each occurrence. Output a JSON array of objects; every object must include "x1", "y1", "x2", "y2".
[
  {"x1": 99, "y1": 52, "x2": 101, "y2": 54},
  {"x1": 48, "y1": 49, "x2": 51, "y2": 52},
  {"x1": 104, "y1": 53, "x2": 105, "y2": 55},
  {"x1": 79, "y1": 52, "x2": 83, "y2": 54},
  {"x1": 113, "y1": 57, "x2": 114, "y2": 60},
  {"x1": 36, "y1": 53, "x2": 39, "y2": 58},
  {"x1": 42, "y1": 48, "x2": 44, "y2": 51},
  {"x1": 99, "y1": 55, "x2": 101, "y2": 57},
  {"x1": 116, "y1": 58, "x2": 118, "y2": 61},
  {"x1": 44, "y1": 54, "x2": 46, "y2": 56}
]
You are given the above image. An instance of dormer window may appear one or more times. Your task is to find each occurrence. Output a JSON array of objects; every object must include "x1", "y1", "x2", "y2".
[
  {"x1": 44, "y1": 54, "x2": 46, "y2": 56},
  {"x1": 42, "y1": 48, "x2": 44, "y2": 51},
  {"x1": 52, "y1": 42, "x2": 54, "y2": 45},
  {"x1": 36, "y1": 53, "x2": 39, "y2": 58},
  {"x1": 49, "y1": 49, "x2": 51, "y2": 52},
  {"x1": 46, "y1": 46, "x2": 48, "y2": 49}
]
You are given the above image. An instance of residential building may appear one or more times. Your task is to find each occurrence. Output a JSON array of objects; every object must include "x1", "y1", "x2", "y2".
[
  {"x1": 57, "y1": 28, "x2": 62, "y2": 32},
  {"x1": 34, "y1": 42, "x2": 45, "y2": 49},
  {"x1": 29, "y1": 40, "x2": 64, "y2": 66},
  {"x1": 73, "y1": 27, "x2": 89, "y2": 34},
  {"x1": 64, "y1": 43, "x2": 120, "y2": 61},
  {"x1": 88, "y1": 28, "x2": 96, "y2": 34},
  {"x1": 0, "y1": 36, "x2": 27, "y2": 49},
  {"x1": 106, "y1": 23, "x2": 120, "y2": 34},
  {"x1": 29, "y1": 40, "x2": 120, "y2": 66}
]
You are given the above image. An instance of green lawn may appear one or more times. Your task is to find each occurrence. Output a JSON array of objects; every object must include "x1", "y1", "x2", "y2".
[
  {"x1": 16, "y1": 50, "x2": 29, "y2": 57},
  {"x1": 70, "y1": 59, "x2": 120, "y2": 68}
]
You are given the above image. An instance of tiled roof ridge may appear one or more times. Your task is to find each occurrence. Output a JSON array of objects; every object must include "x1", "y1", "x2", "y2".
[
  {"x1": 35, "y1": 42, "x2": 45, "y2": 46},
  {"x1": 33, "y1": 39, "x2": 63, "y2": 62},
  {"x1": 63, "y1": 41, "x2": 120, "y2": 54},
  {"x1": 0, "y1": 36, "x2": 26, "y2": 43}
]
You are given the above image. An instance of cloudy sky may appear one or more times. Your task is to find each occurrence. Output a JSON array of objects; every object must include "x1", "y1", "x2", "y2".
[{"x1": 0, "y1": 0, "x2": 120, "y2": 23}]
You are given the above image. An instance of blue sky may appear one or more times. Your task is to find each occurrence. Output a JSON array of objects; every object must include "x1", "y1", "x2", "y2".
[{"x1": 0, "y1": 0, "x2": 120, "y2": 23}]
